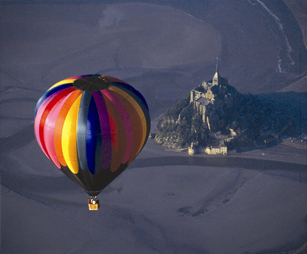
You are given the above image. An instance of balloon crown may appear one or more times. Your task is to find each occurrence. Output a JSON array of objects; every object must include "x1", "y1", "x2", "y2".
[{"x1": 73, "y1": 75, "x2": 110, "y2": 91}]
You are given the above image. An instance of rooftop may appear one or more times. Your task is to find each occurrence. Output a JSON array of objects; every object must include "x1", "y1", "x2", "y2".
[{"x1": 196, "y1": 97, "x2": 210, "y2": 106}]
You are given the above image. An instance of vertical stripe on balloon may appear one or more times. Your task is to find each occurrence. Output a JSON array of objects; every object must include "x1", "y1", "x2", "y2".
[
  {"x1": 54, "y1": 90, "x2": 82, "y2": 167},
  {"x1": 62, "y1": 93, "x2": 82, "y2": 174},
  {"x1": 93, "y1": 91, "x2": 112, "y2": 169},
  {"x1": 86, "y1": 96, "x2": 103, "y2": 174},
  {"x1": 77, "y1": 91, "x2": 92, "y2": 170}
]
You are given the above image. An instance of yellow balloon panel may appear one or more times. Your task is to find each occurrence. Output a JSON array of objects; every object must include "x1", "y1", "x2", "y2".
[{"x1": 61, "y1": 94, "x2": 82, "y2": 174}]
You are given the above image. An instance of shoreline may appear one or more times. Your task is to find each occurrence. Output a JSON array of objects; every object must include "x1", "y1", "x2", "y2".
[{"x1": 144, "y1": 138, "x2": 307, "y2": 166}]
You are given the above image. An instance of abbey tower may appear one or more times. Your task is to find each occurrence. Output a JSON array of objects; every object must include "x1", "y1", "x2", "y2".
[{"x1": 190, "y1": 65, "x2": 235, "y2": 131}]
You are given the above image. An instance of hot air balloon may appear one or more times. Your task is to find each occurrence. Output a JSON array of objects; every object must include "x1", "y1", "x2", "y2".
[{"x1": 34, "y1": 75, "x2": 150, "y2": 210}]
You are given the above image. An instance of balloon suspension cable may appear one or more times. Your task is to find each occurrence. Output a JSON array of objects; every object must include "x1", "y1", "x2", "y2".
[{"x1": 88, "y1": 196, "x2": 100, "y2": 211}]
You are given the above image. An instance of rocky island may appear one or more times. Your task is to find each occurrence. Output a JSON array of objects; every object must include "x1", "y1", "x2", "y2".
[{"x1": 154, "y1": 66, "x2": 292, "y2": 155}]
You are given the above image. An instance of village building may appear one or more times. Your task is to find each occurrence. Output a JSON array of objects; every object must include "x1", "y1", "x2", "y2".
[{"x1": 188, "y1": 142, "x2": 228, "y2": 156}]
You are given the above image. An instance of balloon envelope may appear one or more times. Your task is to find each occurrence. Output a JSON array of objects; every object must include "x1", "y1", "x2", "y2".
[{"x1": 34, "y1": 75, "x2": 150, "y2": 196}]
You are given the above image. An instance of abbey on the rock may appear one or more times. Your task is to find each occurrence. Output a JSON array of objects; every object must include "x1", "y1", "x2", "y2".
[
  {"x1": 190, "y1": 64, "x2": 236, "y2": 132},
  {"x1": 155, "y1": 60, "x2": 291, "y2": 155}
]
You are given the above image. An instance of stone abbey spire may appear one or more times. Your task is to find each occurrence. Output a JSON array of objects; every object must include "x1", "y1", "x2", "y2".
[{"x1": 212, "y1": 57, "x2": 221, "y2": 86}]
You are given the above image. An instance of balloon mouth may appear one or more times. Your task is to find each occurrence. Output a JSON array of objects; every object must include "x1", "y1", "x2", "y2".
[
  {"x1": 86, "y1": 190, "x2": 101, "y2": 197},
  {"x1": 73, "y1": 75, "x2": 110, "y2": 91}
]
